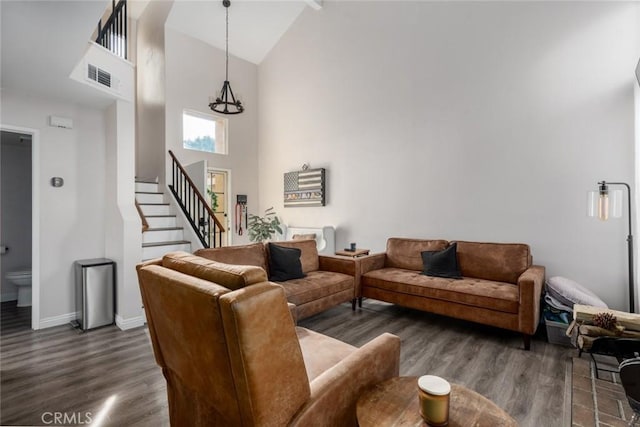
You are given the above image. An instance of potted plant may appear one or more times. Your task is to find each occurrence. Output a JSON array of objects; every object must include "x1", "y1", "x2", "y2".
[
  {"x1": 206, "y1": 189, "x2": 219, "y2": 212},
  {"x1": 248, "y1": 207, "x2": 282, "y2": 242}
]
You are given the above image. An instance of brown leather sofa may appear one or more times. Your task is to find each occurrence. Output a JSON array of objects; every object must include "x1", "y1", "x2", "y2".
[
  {"x1": 358, "y1": 238, "x2": 544, "y2": 350},
  {"x1": 137, "y1": 252, "x2": 400, "y2": 426},
  {"x1": 195, "y1": 240, "x2": 357, "y2": 320}
]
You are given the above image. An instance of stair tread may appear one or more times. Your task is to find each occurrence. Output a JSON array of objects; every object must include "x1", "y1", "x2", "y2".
[
  {"x1": 135, "y1": 191, "x2": 164, "y2": 195},
  {"x1": 142, "y1": 240, "x2": 191, "y2": 248},
  {"x1": 135, "y1": 179, "x2": 158, "y2": 184},
  {"x1": 145, "y1": 215, "x2": 176, "y2": 218},
  {"x1": 138, "y1": 202, "x2": 170, "y2": 206},
  {"x1": 144, "y1": 227, "x2": 184, "y2": 232}
]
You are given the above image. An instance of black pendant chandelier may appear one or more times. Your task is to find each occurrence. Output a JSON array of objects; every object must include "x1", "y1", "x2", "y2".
[{"x1": 209, "y1": 0, "x2": 244, "y2": 115}]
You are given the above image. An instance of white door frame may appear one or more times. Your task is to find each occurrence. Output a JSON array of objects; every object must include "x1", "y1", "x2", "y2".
[
  {"x1": 1, "y1": 124, "x2": 40, "y2": 330},
  {"x1": 207, "y1": 167, "x2": 232, "y2": 246}
]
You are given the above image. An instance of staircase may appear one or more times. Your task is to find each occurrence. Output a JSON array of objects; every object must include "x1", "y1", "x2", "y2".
[{"x1": 135, "y1": 180, "x2": 191, "y2": 260}]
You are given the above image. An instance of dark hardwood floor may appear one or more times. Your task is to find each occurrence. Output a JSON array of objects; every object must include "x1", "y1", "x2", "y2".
[
  {"x1": 300, "y1": 300, "x2": 573, "y2": 427},
  {"x1": 1, "y1": 300, "x2": 573, "y2": 426},
  {"x1": 1, "y1": 302, "x2": 165, "y2": 427}
]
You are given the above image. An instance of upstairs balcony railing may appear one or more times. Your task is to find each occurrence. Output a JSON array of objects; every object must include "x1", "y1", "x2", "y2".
[
  {"x1": 168, "y1": 150, "x2": 225, "y2": 248},
  {"x1": 96, "y1": 0, "x2": 127, "y2": 60}
]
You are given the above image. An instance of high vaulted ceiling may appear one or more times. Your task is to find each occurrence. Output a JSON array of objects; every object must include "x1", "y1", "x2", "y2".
[
  {"x1": 0, "y1": 0, "x2": 311, "y2": 108},
  {"x1": 0, "y1": 0, "x2": 112, "y2": 106},
  {"x1": 165, "y1": 0, "x2": 308, "y2": 64}
]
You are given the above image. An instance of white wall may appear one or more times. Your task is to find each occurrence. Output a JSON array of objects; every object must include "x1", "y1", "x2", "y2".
[
  {"x1": 633, "y1": 0, "x2": 640, "y2": 322},
  {"x1": 105, "y1": 100, "x2": 143, "y2": 329},
  {"x1": 1, "y1": 90, "x2": 107, "y2": 324},
  {"x1": 0, "y1": 132, "x2": 32, "y2": 302},
  {"x1": 70, "y1": 41, "x2": 136, "y2": 104},
  {"x1": 136, "y1": 0, "x2": 173, "y2": 184},
  {"x1": 184, "y1": 160, "x2": 206, "y2": 196},
  {"x1": 165, "y1": 28, "x2": 259, "y2": 246},
  {"x1": 259, "y1": 2, "x2": 640, "y2": 310}
]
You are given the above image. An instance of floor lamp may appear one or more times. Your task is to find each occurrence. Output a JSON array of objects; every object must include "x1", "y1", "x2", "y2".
[{"x1": 588, "y1": 181, "x2": 636, "y2": 313}]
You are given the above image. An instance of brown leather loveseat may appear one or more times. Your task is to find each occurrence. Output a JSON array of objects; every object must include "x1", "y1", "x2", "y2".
[
  {"x1": 359, "y1": 238, "x2": 544, "y2": 349},
  {"x1": 137, "y1": 252, "x2": 400, "y2": 426},
  {"x1": 195, "y1": 240, "x2": 357, "y2": 320}
]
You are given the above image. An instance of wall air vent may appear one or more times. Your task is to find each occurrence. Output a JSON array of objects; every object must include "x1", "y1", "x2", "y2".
[{"x1": 87, "y1": 63, "x2": 112, "y2": 88}]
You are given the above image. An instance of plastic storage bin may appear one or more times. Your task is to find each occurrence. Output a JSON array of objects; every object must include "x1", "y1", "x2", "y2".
[
  {"x1": 545, "y1": 319, "x2": 572, "y2": 347},
  {"x1": 74, "y1": 258, "x2": 115, "y2": 331}
]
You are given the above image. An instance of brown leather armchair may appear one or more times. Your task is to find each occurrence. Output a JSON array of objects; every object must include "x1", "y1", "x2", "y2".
[{"x1": 137, "y1": 254, "x2": 400, "y2": 426}]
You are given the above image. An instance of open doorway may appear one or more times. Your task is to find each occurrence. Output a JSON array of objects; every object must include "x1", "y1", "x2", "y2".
[
  {"x1": 207, "y1": 168, "x2": 231, "y2": 247},
  {"x1": 0, "y1": 130, "x2": 33, "y2": 331}
]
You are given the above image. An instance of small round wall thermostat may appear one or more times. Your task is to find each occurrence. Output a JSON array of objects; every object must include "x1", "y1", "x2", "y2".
[{"x1": 50, "y1": 177, "x2": 64, "y2": 187}]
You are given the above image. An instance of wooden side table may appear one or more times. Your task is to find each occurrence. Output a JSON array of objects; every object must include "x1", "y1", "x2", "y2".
[
  {"x1": 335, "y1": 248, "x2": 370, "y2": 257},
  {"x1": 357, "y1": 377, "x2": 517, "y2": 427}
]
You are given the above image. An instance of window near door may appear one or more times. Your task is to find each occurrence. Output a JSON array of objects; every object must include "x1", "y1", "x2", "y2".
[{"x1": 182, "y1": 110, "x2": 228, "y2": 155}]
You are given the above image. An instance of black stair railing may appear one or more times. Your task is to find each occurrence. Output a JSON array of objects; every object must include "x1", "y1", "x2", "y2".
[
  {"x1": 96, "y1": 0, "x2": 127, "y2": 59},
  {"x1": 168, "y1": 150, "x2": 225, "y2": 248}
]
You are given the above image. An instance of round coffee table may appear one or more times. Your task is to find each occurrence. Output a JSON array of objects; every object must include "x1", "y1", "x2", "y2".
[{"x1": 357, "y1": 377, "x2": 517, "y2": 427}]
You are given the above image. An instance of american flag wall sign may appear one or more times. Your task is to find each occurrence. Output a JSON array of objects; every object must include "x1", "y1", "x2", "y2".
[{"x1": 284, "y1": 168, "x2": 326, "y2": 207}]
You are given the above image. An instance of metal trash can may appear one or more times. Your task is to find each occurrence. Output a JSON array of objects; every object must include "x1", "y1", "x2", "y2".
[{"x1": 74, "y1": 258, "x2": 115, "y2": 331}]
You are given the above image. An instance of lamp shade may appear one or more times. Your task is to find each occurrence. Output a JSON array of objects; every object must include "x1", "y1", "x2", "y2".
[{"x1": 587, "y1": 189, "x2": 622, "y2": 220}]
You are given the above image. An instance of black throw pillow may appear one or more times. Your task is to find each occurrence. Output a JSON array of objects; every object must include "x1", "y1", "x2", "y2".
[
  {"x1": 268, "y1": 243, "x2": 305, "y2": 282},
  {"x1": 421, "y1": 243, "x2": 462, "y2": 279}
]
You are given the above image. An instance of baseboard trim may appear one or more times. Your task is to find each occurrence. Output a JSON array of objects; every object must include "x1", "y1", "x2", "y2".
[
  {"x1": 38, "y1": 313, "x2": 145, "y2": 331},
  {"x1": 115, "y1": 314, "x2": 145, "y2": 330},
  {"x1": 39, "y1": 312, "x2": 76, "y2": 329},
  {"x1": 1, "y1": 292, "x2": 17, "y2": 302}
]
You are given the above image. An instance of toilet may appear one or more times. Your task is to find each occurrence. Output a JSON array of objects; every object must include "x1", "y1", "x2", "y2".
[{"x1": 6, "y1": 270, "x2": 32, "y2": 307}]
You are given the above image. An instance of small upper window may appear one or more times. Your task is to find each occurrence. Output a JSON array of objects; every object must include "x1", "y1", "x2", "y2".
[{"x1": 182, "y1": 110, "x2": 227, "y2": 155}]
